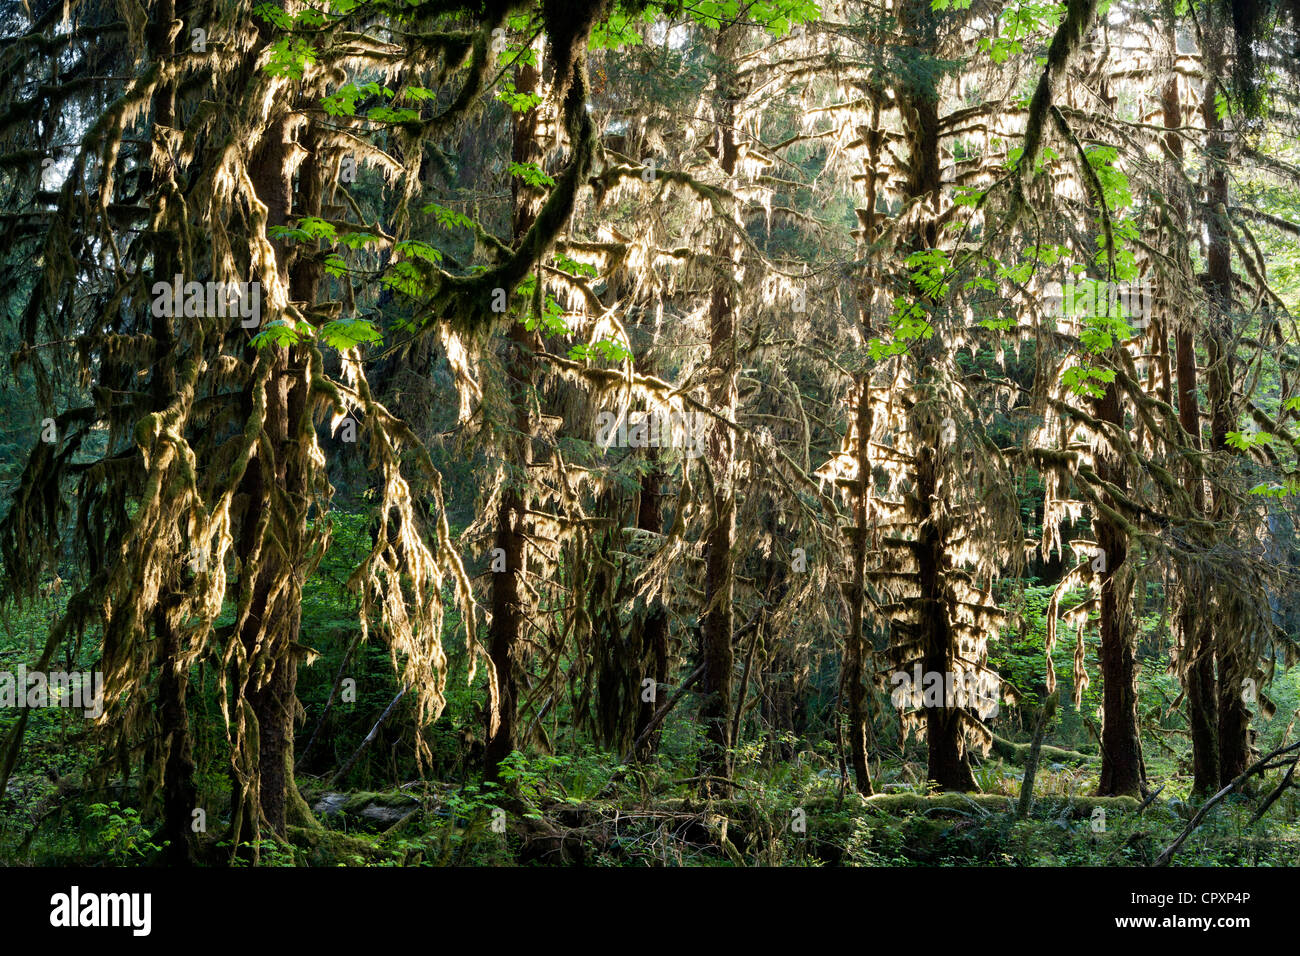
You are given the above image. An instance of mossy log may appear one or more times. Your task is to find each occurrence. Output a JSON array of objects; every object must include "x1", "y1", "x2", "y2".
[
  {"x1": 524, "y1": 793, "x2": 1140, "y2": 865},
  {"x1": 650, "y1": 792, "x2": 1134, "y2": 818},
  {"x1": 991, "y1": 735, "x2": 1096, "y2": 767},
  {"x1": 861, "y1": 792, "x2": 1136, "y2": 817},
  {"x1": 285, "y1": 825, "x2": 388, "y2": 866},
  {"x1": 308, "y1": 789, "x2": 421, "y2": 833}
]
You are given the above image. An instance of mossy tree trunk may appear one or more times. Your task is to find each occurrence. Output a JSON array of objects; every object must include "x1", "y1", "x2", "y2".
[
  {"x1": 698, "y1": 22, "x2": 742, "y2": 795},
  {"x1": 1093, "y1": 380, "x2": 1145, "y2": 798},
  {"x1": 895, "y1": 0, "x2": 975, "y2": 793},
  {"x1": 485, "y1": 57, "x2": 543, "y2": 783},
  {"x1": 1200, "y1": 17, "x2": 1252, "y2": 789},
  {"x1": 631, "y1": 463, "x2": 670, "y2": 763},
  {"x1": 1162, "y1": 65, "x2": 1220, "y2": 797},
  {"x1": 236, "y1": 98, "x2": 325, "y2": 839}
]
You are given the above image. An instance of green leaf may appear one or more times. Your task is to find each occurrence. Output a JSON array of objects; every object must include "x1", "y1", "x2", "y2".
[
  {"x1": 1061, "y1": 363, "x2": 1114, "y2": 398},
  {"x1": 394, "y1": 239, "x2": 444, "y2": 264},
  {"x1": 251, "y1": 318, "x2": 311, "y2": 348},
  {"x1": 1226, "y1": 430, "x2": 1275, "y2": 451},
  {"x1": 422, "y1": 202, "x2": 476, "y2": 232},
  {"x1": 253, "y1": 3, "x2": 294, "y2": 29},
  {"x1": 508, "y1": 161, "x2": 556, "y2": 188},
  {"x1": 496, "y1": 82, "x2": 544, "y2": 113},
  {"x1": 320, "y1": 317, "x2": 383, "y2": 350},
  {"x1": 367, "y1": 106, "x2": 420, "y2": 124},
  {"x1": 339, "y1": 230, "x2": 381, "y2": 250},
  {"x1": 570, "y1": 338, "x2": 631, "y2": 363},
  {"x1": 265, "y1": 37, "x2": 317, "y2": 80},
  {"x1": 553, "y1": 252, "x2": 598, "y2": 278}
]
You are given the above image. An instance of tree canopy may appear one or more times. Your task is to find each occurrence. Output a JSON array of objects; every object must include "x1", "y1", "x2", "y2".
[{"x1": 3, "y1": 0, "x2": 1300, "y2": 873}]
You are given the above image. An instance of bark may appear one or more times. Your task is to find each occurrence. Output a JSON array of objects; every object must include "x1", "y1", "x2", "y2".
[
  {"x1": 154, "y1": 599, "x2": 197, "y2": 865},
  {"x1": 236, "y1": 96, "x2": 325, "y2": 837},
  {"x1": 604, "y1": 264, "x2": 671, "y2": 763},
  {"x1": 895, "y1": 0, "x2": 974, "y2": 792},
  {"x1": 843, "y1": 99, "x2": 885, "y2": 797},
  {"x1": 843, "y1": 450, "x2": 874, "y2": 793},
  {"x1": 915, "y1": 434, "x2": 977, "y2": 792},
  {"x1": 1216, "y1": 645, "x2": 1252, "y2": 785},
  {"x1": 631, "y1": 466, "x2": 670, "y2": 762},
  {"x1": 1163, "y1": 67, "x2": 1220, "y2": 796},
  {"x1": 1094, "y1": 380, "x2": 1146, "y2": 797},
  {"x1": 1016, "y1": 694, "x2": 1056, "y2": 818},
  {"x1": 1201, "y1": 14, "x2": 1251, "y2": 788},
  {"x1": 145, "y1": 0, "x2": 197, "y2": 864},
  {"x1": 1178, "y1": 315, "x2": 1220, "y2": 794},
  {"x1": 484, "y1": 58, "x2": 543, "y2": 782},
  {"x1": 697, "y1": 23, "x2": 742, "y2": 794},
  {"x1": 234, "y1": 116, "x2": 292, "y2": 838}
]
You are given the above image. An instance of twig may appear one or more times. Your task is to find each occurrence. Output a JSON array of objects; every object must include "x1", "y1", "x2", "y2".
[
  {"x1": 1154, "y1": 739, "x2": 1300, "y2": 866},
  {"x1": 297, "y1": 631, "x2": 362, "y2": 769},
  {"x1": 1247, "y1": 750, "x2": 1300, "y2": 826},
  {"x1": 327, "y1": 684, "x2": 409, "y2": 789},
  {"x1": 621, "y1": 664, "x2": 706, "y2": 767}
]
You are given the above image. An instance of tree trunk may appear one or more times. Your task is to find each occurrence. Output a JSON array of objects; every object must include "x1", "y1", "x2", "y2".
[
  {"x1": 154, "y1": 600, "x2": 197, "y2": 864},
  {"x1": 235, "y1": 96, "x2": 326, "y2": 838},
  {"x1": 485, "y1": 57, "x2": 543, "y2": 782},
  {"x1": 896, "y1": 0, "x2": 973, "y2": 791},
  {"x1": 1094, "y1": 381, "x2": 1145, "y2": 797},
  {"x1": 697, "y1": 23, "x2": 742, "y2": 794},
  {"x1": 1163, "y1": 66, "x2": 1220, "y2": 797},
  {"x1": 842, "y1": 98, "x2": 885, "y2": 797},
  {"x1": 1200, "y1": 14, "x2": 1251, "y2": 788},
  {"x1": 145, "y1": 0, "x2": 197, "y2": 863},
  {"x1": 842, "y1": 381, "x2": 875, "y2": 795},
  {"x1": 916, "y1": 432, "x2": 977, "y2": 792},
  {"x1": 631, "y1": 466, "x2": 670, "y2": 762},
  {"x1": 1177, "y1": 313, "x2": 1220, "y2": 793},
  {"x1": 233, "y1": 115, "x2": 303, "y2": 839}
]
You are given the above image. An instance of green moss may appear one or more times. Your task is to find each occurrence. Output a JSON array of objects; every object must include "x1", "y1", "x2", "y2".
[
  {"x1": 863, "y1": 792, "x2": 1136, "y2": 816},
  {"x1": 340, "y1": 789, "x2": 419, "y2": 813},
  {"x1": 285, "y1": 826, "x2": 387, "y2": 866},
  {"x1": 991, "y1": 735, "x2": 1096, "y2": 767}
]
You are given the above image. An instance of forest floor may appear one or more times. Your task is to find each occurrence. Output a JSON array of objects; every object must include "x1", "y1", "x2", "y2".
[{"x1": 5, "y1": 754, "x2": 1299, "y2": 866}]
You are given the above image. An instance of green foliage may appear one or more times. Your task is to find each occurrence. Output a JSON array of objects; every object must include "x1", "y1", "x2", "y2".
[
  {"x1": 590, "y1": 6, "x2": 657, "y2": 49},
  {"x1": 685, "y1": 0, "x2": 821, "y2": 33},
  {"x1": 507, "y1": 162, "x2": 556, "y2": 189},
  {"x1": 496, "y1": 81, "x2": 544, "y2": 113},
  {"x1": 251, "y1": 317, "x2": 315, "y2": 348},
  {"x1": 973, "y1": 0, "x2": 1061, "y2": 64},
  {"x1": 321, "y1": 317, "x2": 383, "y2": 350},
  {"x1": 367, "y1": 106, "x2": 421, "y2": 124},
  {"x1": 8, "y1": 0, "x2": 1300, "y2": 875},
  {"x1": 1226, "y1": 429, "x2": 1274, "y2": 451},
  {"x1": 84, "y1": 803, "x2": 161, "y2": 863},
  {"x1": 422, "y1": 203, "x2": 476, "y2": 232},
  {"x1": 264, "y1": 37, "x2": 317, "y2": 79},
  {"x1": 569, "y1": 339, "x2": 632, "y2": 363},
  {"x1": 322, "y1": 82, "x2": 394, "y2": 117}
]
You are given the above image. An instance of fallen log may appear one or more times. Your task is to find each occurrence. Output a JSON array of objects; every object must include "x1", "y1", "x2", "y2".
[
  {"x1": 862, "y1": 792, "x2": 1135, "y2": 817},
  {"x1": 991, "y1": 734, "x2": 1095, "y2": 767},
  {"x1": 1154, "y1": 738, "x2": 1300, "y2": 866}
]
